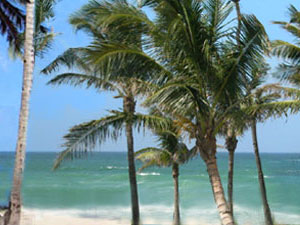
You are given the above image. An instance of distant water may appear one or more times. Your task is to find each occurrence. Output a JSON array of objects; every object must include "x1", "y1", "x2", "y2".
[{"x1": 0, "y1": 152, "x2": 299, "y2": 224}]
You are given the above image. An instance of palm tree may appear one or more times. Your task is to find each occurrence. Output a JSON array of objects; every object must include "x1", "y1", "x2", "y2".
[
  {"x1": 4, "y1": 1, "x2": 57, "y2": 224},
  {"x1": 242, "y1": 60, "x2": 300, "y2": 225},
  {"x1": 7, "y1": 0, "x2": 35, "y2": 224},
  {"x1": 41, "y1": 10, "x2": 171, "y2": 222},
  {"x1": 61, "y1": 1, "x2": 271, "y2": 224},
  {"x1": 142, "y1": 5, "x2": 268, "y2": 225},
  {"x1": 48, "y1": 76, "x2": 170, "y2": 225},
  {"x1": 135, "y1": 116, "x2": 195, "y2": 225},
  {"x1": 241, "y1": 62, "x2": 275, "y2": 225}
]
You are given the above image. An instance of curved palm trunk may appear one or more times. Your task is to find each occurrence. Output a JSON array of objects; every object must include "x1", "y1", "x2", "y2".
[
  {"x1": 205, "y1": 158, "x2": 234, "y2": 225},
  {"x1": 124, "y1": 96, "x2": 140, "y2": 225},
  {"x1": 197, "y1": 133, "x2": 234, "y2": 225},
  {"x1": 251, "y1": 120, "x2": 273, "y2": 225},
  {"x1": 7, "y1": 1, "x2": 35, "y2": 225},
  {"x1": 172, "y1": 163, "x2": 180, "y2": 225},
  {"x1": 225, "y1": 135, "x2": 238, "y2": 218}
]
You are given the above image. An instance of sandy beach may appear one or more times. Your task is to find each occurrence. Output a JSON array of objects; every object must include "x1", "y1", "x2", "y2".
[
  {"x1": 20, "y1": 208, "x2": 223, "y2": 225},
  {"x1": 21, "y1": 209, "x2": 130, "y2": 225}
]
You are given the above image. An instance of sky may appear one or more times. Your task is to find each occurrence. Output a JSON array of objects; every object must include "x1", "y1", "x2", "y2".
[{"x1": 0, "y1": 0, "x2": 299, "y2": 153}]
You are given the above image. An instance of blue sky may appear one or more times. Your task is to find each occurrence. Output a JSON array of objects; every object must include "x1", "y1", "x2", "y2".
[{"x1": 0, "y1": 0, "x2": 299, "y2": 153}]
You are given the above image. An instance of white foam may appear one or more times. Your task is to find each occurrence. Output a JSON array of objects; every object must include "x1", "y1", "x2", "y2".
[
  {"x1": 105, "y1": 166, "x2": 127, "y2": 170},
  {"x1": 21, "y1": 204, "x2": 300, "y2": 225},
  {"x1": 137, "y1": 172, "x2": 160, "y2": 176}
]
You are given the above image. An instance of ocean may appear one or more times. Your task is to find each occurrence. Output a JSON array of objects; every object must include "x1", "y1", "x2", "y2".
[{"x1": 0, "y1": 152, "x2": 299, "y2": 224}]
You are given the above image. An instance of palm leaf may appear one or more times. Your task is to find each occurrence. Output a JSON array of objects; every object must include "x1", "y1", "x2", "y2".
[{"x1": 53, "y1": 112, "x2": 126, "y2": 169}]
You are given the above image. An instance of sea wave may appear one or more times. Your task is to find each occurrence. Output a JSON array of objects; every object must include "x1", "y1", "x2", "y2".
[
  {"x1": 22, "y1": 204, "x2": 300, "y2": 225},
  {"x1": 137, "y1": 172, "x2": 160, "y2": 176},
  {"x1": 105, "y1": 166, "x2": 128, "y2": 170}
]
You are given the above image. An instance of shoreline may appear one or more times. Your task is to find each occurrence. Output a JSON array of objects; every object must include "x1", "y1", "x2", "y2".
[
  {"x1": 20, "y1": 208, "x2": 221, "y2": 225},
  {"x1": 19, "y1": 207, "x2": 300, "y2": 225}
]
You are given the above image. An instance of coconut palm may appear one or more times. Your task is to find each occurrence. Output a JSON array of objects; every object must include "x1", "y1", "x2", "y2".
[
  {"x1": 272, "y1": 5, "x2": 300, "y2": 85},
  {"x1": 242, "y1": 59, "x2": 300, "y2": 225},
  {"x1": 41, "y1": 5, "x2": 170, "y2": 222},
  {"x1": 60, "y1": 0, "x2": 272, "y2": 224},
  {"x1": 5, "y1": 1, "x2": 58, "y2": 224},
  {"x1": 142, "y1": 5, "x2": 269, "y2": 225},
  {"x1": 48, "y1": 76, "x2": 170, "y2": 225},
  {"x1": 44, "y1": 70, "x2": 164, "y2": 225},
  {"x1": 135, "y1": 116, "x2": 195, "y2": 225},
  {"x1": 7, "y1": 0, "x2": 35, "y2": 224},
  {"x1": 241, "y1": 62, "x2": 275, "y2": 225}
]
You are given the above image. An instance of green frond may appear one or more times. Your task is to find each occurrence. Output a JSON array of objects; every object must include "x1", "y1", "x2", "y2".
[
  {"x1": 135, "y1": 148, "x2": 171, "y2": 169},
  {"x1": 83, "y1": 41, "x2": 172, "y2": 82},
  {"x1": 272, "y1": 5, "x2": 300, "y2": 84},
  {"x1": 137, "y1": 159, "x2": 162, "y2": 172},
  {"x1": 47, "y1": 73, "x2": 118, "y2": 92},
  {"x1": 246, "y1": 100, "x2": 300, "y2": 120},
  {"x1": 133, "y1": 113, "x2": 172, "y2": 132},
  {"x1": 7, "y1": 0, "x2": 58, "y2": 59},
  {"x1": 41, "y1": 48, "x2": 91, "y2": 74},
  {"x1": 272, "y1": 40, "x2": 300, "y2": 64},
  {"x1": 53, "y1": 112, "x2": 127, "y2": 169},
  {"x1": 256, "y1": 84, "x2": 300, "y2": 99}
]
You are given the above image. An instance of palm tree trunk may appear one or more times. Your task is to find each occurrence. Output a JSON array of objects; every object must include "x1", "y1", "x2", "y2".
[
  {"x1": 225, "y1": 135, "x2": 238, "y2": 218},
  {"x1": 227, "y1": 150, "x2": 234, "y2": 216},
  {"x1": 251, "y1": 120, "x2": 273, "y2": 225},
  {"x1": 172, "y1": 163, "x2": 180, "y2": 225},
  {"x1": 205, "y1": 157, "x2": 234, "y2": 225},
  {"x1": 124, "y1": 96, "x2": 140, "y2": 225},
  {"x1": 7, "y1": 1, "x2": 35, "y2": 225}
]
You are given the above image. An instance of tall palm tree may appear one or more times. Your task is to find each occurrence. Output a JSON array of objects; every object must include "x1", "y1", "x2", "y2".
[
  {"x1": 62, "y1": 1, "x2": 271, "y2": 224},
  {"x1": 242, "y1": 61, "x2": 300, "y2": 225},
  {"x1": 41, "y1": 9, "x2": 169, "y2": 222},
  {"x1": 242, "y1": 62, "x2": 275, "y2": 225},
  {"x1": 135, "y1": 116, "x2": 195, "y2": 225},
  {"x1": 48, "y1": 75, "x2": 170, "y2": 225},
  {"x1": 5, "y1": 1, "x2": 57, "y2": 224},
  {"x1": 7, "y1": 0, "x2": 35, "y2": 225},
  {"x1": 143, "y1": 5, "x2": 268, "y2": 225}
]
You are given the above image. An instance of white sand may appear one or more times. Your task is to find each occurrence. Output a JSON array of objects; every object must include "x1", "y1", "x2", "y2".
[
  {"x1": 21, "y1": 209, "x2": 131, "y2": 225},
  {"x1": 20, "y1": 208, "x2": 219, "y2": 225}
]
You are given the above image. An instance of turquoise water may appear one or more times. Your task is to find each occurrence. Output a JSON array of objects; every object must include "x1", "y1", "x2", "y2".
[{"x1": 0, "y1": 152, "x2": 299, "y2": 224}]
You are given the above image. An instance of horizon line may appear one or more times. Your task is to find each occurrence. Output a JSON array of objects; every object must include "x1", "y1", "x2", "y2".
[{"x1": 0, "y1": 151, "x2": 299, "y2": 154}]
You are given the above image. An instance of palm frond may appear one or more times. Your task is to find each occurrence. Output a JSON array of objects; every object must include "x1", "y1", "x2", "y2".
[
  {"x1": 0, "y1": 0, "x2": 25, "y2": 44},
  {"x1": 53, "y1": 112, "x2": 126, "y2": 169},
  {"x1": 41, "y1": 48, "x2": 91, "y2": 74},
  {"x1": 47, "y1": 73, "x2": 118, "y2": 92},
  {"x1": 272, "y1": 40, "x2": 300, "y2": 64},
  {"x1": 7, "y1": 0, "x2": 57, "y2": 58},
  {"x1": 245, "y1": 100, "x2": 300, "y2": 120}
]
